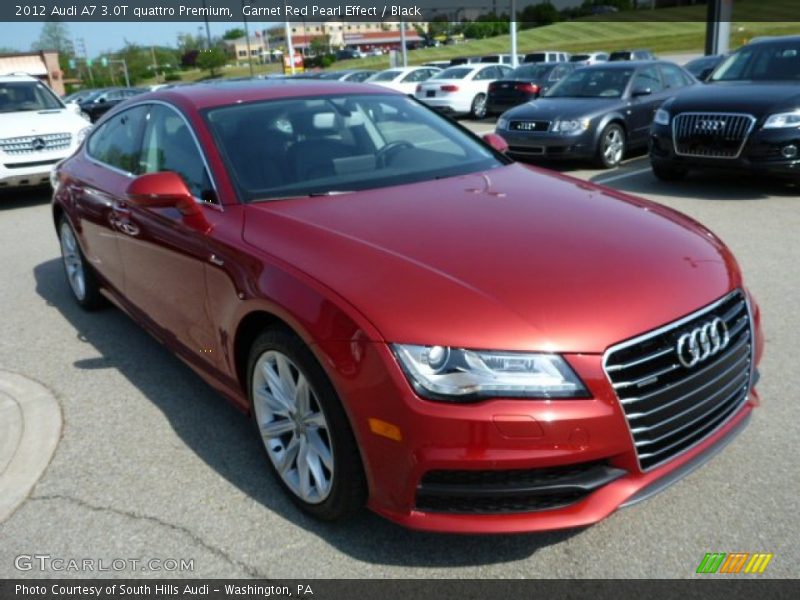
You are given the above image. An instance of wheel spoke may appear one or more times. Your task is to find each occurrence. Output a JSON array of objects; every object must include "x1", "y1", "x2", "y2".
[
  {"x1": 260, "y1": 418, "x2": 296, "y2": 440},
  {"x1": 307, "y1": 429, "x2": 333, "y2": 471},
  {"x1": 297, "y1": 437, "x2": 312, "y2": 499},
  {"x1": 254, "y1": 386, "x2": 292, "y2": 418},
  {"x1": 305, "y1": 448, "x2": 329, "y2": 495},
  {"x1": 261, "y1": 363, "x2": 294, "y2": 414},
  {"x1": 302, "y1": 410, "x2": 326, "y2": 428},
  {"x1": 295, "y1": 377, "x2": 310, "y2": 416},
  {"x1": 275, "y1": 354, "x2": 297, "y2": 399},
  {"x1": 277, "y1": 435, "x2": 300, "y2": 475}
]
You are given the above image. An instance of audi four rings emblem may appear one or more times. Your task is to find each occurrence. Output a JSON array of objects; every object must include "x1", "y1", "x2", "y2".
[{"x1": 676, "y1": 318, "x2": 730, "y2": 368}]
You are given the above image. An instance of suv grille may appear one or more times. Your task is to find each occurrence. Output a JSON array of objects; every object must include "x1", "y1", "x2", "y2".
[
  {"x1": 0, "y1": 133, "x2": 72, "y2": 155},
  {"x1": 672, "y1": 113, "x2": 755, "y2": 159},
  {"x1": 603, "y1": 291, "x2": 752, "y2": 471}
]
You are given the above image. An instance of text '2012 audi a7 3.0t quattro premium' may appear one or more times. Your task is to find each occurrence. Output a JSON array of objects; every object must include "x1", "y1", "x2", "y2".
[{"x1": 51, "y1": 80, "x2": 763, "y2": 533}]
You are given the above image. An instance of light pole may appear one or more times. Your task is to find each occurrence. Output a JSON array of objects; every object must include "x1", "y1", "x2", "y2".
[
  {"x1": 510, "y1": 0, "x2": 518, "y2": 68},
  {"x1": 242, "y1": 0, "x2": 254, "y2": 77},
  {"x1": 201, "y1": 0, "x2": 212, "y2": 49},
  {"x1": 283, "y1": 1, "x2": 296, "y2": 75}
]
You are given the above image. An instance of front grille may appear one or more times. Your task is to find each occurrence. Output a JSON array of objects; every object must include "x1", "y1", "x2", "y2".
[
  {"x1": 416, "y1": 461, "x2": 625, "y2": 514},
  {"x1": 604, "y1": 290, "x2": 752, "y2": 471},
  {"x1": 0, "y1": 133, "x2": 72, "y2": 155},
  {"x1": 672, "y1": 113, "x2": 755, "y2": 159}
]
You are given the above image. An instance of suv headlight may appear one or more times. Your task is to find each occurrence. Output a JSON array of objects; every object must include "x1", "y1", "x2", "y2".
[
  {"x1": 496, "y1": 117, "x2": 509, "y2": 131},
  {"x1": 76, "y1": 126, "x2": 92, "y2": 145},
  {"x1": 653, "y1": 108, "x2": 670, "y2": 126},
  {"x1": 392, "y1": 344, "x2": 589, "y2": 401},
  {"x1": 552, "y1": 118, "x2": 590, "y2": 133},
  {"x1": 763, "y1": 110, "x2": 800, "y2": 129}
]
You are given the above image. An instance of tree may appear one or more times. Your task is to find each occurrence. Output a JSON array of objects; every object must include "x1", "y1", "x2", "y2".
[
  {"x1": 32, "y1": 20, "x2": 74, "y2": 55},
  {"x1": 222, "y1": 28, "x2": 246, "y2": 41},
  {"x1": 309, "y1": 35, "x2": 330, "y2": 57},
  {"x1": 176, "y1": 32, "x2": 203, "y2": 53},
  {"x1": 519, "y1": 2, "x2": 562, "y2": 30},
  {"x1": 196, "y1": 47, "x2": 227, "y2": 77}
]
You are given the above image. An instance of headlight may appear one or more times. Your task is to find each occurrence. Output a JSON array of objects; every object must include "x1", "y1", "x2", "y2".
[
  {"x1": 763, "y1": 110, "x2": 800, "y2": 129},
  {"x1": 496, "y1": 117, "x2": 508, "y2": 131},
  {"x1": 552, "y1": 118, "x2": 590, "y2": 133},
  {"x1": 653, "y1": 108, "x2": 670, "y2": 126},
  {"x1": 76, "y1": 126, "x2": 92, "y2": 145},
  {"x1": 392, "y1": 344, "x2": 589, "y2": 401}
]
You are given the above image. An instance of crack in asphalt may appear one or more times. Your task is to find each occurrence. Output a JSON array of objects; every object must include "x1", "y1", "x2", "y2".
[{"x1": 31, "y1": 494, "x2": 264, "y2": 578}]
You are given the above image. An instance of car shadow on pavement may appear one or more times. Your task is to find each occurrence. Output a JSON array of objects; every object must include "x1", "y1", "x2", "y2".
[
  {"x1": 590, "y1": 170, "x2": 800, "y2": 201},
  {"x1": 0, "y1": 187, "x2": 52, "y2": 210},
  {"x1": 33, "y1": 258, "x2": 581, "y2": 568}
]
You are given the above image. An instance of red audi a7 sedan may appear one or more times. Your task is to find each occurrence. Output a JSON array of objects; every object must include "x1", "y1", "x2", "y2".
[{"x1": 52, "y1": 79, "x2": 763, "y2": 533}]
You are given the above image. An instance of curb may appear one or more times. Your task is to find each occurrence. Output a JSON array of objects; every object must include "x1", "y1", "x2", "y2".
[{"x1": 0, "y1": 370, "x2": 62, "y2": 523}]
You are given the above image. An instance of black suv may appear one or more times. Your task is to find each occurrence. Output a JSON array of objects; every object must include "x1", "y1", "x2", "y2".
[{"x1": 650, "y1": 36, "x2": 800, "y2": 181}]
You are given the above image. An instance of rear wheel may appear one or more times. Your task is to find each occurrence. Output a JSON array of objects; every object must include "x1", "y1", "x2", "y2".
[
  {"x1": 596, "y1": 123, "x2": 626, "y2": 169},
  {"x1": 652, "y1": 161, "x2": 688, "y2": 182},
  {"x1": 470, "y1": 93, "x2": 488, "y2": 119},
  {"x1": 247, "y1": 327, "x2": 365, "y2": 520},
  {"x1": 58, "y1": 217, "x2": 105, "y2": 310}
]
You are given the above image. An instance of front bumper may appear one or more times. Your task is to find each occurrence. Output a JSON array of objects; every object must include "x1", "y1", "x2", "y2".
[
  {"x1": 498, "y1": 129, "x2": 596, "y2": 161},
  {"x1": 327, "y1": 294, "x2": 763, "y2": 533},
  {"x1": 650, "y1": 122, "x2": 800, "y2": 177},
  {"x1": 0, "y1": 149, "x2": 74, "y2": 189}
]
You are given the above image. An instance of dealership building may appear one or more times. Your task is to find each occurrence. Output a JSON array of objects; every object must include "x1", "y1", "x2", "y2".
[{"x1": 0, "y1": 51, "x2": 64, "y2": 95}]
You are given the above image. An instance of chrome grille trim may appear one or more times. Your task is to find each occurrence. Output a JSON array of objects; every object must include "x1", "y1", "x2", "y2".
[
  {"x1": 603, "y1": 290, "x2": 752, "y2": 471},
  {"x1": 0, "y1": 132, "x2": 72, "y2": 155},
  {"x1": 672, "y1": 112, "x2": 756, "y2": 159}
]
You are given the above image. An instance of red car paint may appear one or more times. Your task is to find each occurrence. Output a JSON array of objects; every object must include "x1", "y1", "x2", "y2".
[{"x1": 52, "y1": 82, "x2": 763, "y2": 533}]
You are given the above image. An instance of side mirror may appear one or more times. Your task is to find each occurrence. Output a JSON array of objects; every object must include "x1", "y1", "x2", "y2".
[
  {"x1": 126, "y1": 172, "x2": 211, "y2": 234},
  {"x1": 64, "y1": 101, "x2": 81, "y2": 114},
  {"x1": 482, "y1": 132, "x2": 509, "y2": 154},
  {"x1": 97, "y1": 97, "x2": 107, "y2": 103},
  {"x1": 632, "y1": 86, "x2": 652, "y2": 97}
]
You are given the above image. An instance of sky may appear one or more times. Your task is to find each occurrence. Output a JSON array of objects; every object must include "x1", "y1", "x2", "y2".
[{"x1": 2, "y1": 21, "x2": 265, "y2": 54}]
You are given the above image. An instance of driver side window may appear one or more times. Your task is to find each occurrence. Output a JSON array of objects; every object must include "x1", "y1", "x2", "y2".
[{"x1": 139, "y1": 105, "x2": 216, "y2": 203}]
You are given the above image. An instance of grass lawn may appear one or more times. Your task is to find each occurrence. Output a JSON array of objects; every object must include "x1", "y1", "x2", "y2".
[{"x1": 146, "y1": 3, "x2": 800, "y2": 84}]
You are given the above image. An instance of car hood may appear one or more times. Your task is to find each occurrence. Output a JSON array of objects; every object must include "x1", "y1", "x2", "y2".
[
  {"x1": 0, "y1": 109, "x2": 88, "y2": 138},
  {"x1": 242, "y1": 163, "x2": 741, "y2": 352},
  {"x1": 667, "y1": 81, "x2": 800, "y2": 115},
  {"x1": 504, "y1": 97, "x2": 622, "y2": 120}
]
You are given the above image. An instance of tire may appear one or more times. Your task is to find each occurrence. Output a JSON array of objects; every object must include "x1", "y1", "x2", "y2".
[
  {"x1": 470, "y1": 93, "x2": 488, "y2": 119},
  {"x1": 652, "y1": 161, "x2": 688, "y2": 182},
  {"x1": 596, "y1": 123, "x2": 626, "y2": 169},
  {"x1": 58, "y1": 217, "x2": 106, "y2": 310},
  {"x1": 247, "y1": 327, "x2": 366, "y2": 521}
]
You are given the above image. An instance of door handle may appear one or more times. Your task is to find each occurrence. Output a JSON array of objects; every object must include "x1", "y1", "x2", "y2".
[{"x1": 209, "y1": 254, "x2": 224, "y2": 267}]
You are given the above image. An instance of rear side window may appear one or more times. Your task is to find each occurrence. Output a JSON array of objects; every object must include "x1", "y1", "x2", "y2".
[
  {"x1": 87, "y1": 106, "x2": 148, "y2": 173},
  {"x1": 660, "y1": 64, "x2": 693, "y2": 88}
]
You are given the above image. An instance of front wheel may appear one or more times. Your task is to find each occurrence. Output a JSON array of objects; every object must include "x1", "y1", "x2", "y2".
[
  {"x1": 596, "y1": 123, "x2": 626, "y2": 169},
  {"x1": 248, "y1": 327, "x2": 365, "y2": 520},
  {"x1": 470, "y1": 93, "x2": 488, "y2": 119},
  {"x1": 58, "y1": 217, "x2": 105, "y2": 310}
]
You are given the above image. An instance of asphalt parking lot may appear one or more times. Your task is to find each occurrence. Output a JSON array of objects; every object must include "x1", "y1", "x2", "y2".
[{"x1": 0, "y1": 131, "x2": 797, "y2": 578}]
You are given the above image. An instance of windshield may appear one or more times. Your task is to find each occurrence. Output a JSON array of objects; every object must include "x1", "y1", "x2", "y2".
[
  {"x1": 0, "y1": 81, "x2": 63, "y2": 112},
  {"x1": 525, "y1": 53, "x2": 546, "y2": 62},
  {"x1": 510, "y1": 64, "x2": 552, "y2": 80},
  {"x1": 204, "y1": 94, "x2": 503, "y2": 202},
  {"x1": 371, "y1": 70, "x2": 401, "y2": 82},
  {"x1": 546, "y1": 68, "x2": 632, "y2": 98},
  {"x1": 710, "y1": 42, "x2": 800, "y2": 81},
  {"x1": 434, "y1": 67, "x2": 471, "y2": 80},
  {"x1": 570, "y1": 55, "x2": 590, "y2": 62}
]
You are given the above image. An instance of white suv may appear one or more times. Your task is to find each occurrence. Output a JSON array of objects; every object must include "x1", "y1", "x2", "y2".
[{"x1": 0, "y1": 75, "x2": 91, "y2": 189}]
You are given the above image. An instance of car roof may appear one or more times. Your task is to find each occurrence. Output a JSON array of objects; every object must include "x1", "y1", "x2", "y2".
[
  {"x1": 0, "y1": 73, "x2": 40, "y2": 83},
  {"x1": 143, "y1": 79, "x2": 402, "y2": 110},
  {"x1": 747, "y1": 34, "x2": 800, "y2": 45},
  {"x1": 577, "y1": 60, "x2": 665, "y2": 69}
]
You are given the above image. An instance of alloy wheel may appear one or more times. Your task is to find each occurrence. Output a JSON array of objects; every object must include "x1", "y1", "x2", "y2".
[
  {"x1": 251, "y1": 350, "x2": 334, "y2": 504},
  {"x1": 59, "y1": 222, "x2": 86, "y2": 301},
  {"x1": 602, "y1": 127, "x2": 625, "y2": 166}
]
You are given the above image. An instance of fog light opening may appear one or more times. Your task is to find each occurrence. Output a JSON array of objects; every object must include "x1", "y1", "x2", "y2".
[
  {"x1": 781, "y1": 145, "x2": 798, "y2": 159},
  {"x1": 368, "y1": 418, "x2": 403, "y2": 442}
]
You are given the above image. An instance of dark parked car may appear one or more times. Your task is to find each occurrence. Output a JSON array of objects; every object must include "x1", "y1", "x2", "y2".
[
  {"x1": 51, "y1": 79, "x2": 763, "y2": 532},
  {"x1": 487, "y1": 62, "x2": 576, "y2": 115},
  {"x1": 683, "y1": 55, "x2": 726, "y2": 81},
  {"x1": 609, "y1": 49, "x2": 655, "y2": 61},
  {"x1": 78, "y1": 87, "x2": 147, "y2": 122},
  {"x1": 496, "y1": 61, "x2": 696, "y2": 167},
  {"x1": 317, "y1": 69, "x2": 377, "y2": 82},
  {"x1": 650, "y1": 35, "x2": 800, "y2": 182}
]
